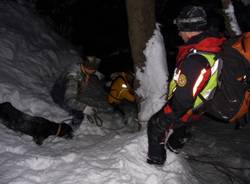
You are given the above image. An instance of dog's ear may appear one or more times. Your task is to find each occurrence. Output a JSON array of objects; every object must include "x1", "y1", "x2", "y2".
[{"x1": 59, "y1": 123, "x2": 73, "y2": 139}]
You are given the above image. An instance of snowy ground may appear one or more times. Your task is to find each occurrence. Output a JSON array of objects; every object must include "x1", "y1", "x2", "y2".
[{"x1": 0, "y1": 1, "x2": 250, "y2": 184}]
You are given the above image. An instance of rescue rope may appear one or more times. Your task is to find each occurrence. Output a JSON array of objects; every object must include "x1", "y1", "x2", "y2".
[
  {"x1": 59, "y1": 113, "x2": 128, "y2": 132},
  {"x1": 86, "y1": 113, "x2": 127, "y2": 131},
  {"x1": 59, "y1": 112, "x2": 127, "y2": 131},
  {"x1": 86, "y1": 113, "x2": 103, "y2": 127}
]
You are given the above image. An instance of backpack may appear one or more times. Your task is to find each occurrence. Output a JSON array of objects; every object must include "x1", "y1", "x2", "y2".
[
  {"x1": 232, "y1": 32, "x2": 250, "y2": 63},
  {"x1": 205, "y1": 32, "x2": 250, "y2": 123},
  {"x1": 107, "y1": 72, "x2": 135, "y2": 104}
]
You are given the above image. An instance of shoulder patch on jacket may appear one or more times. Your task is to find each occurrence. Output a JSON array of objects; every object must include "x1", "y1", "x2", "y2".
[{"x1": 177, "y1": 73, "x2": 187, "y2": 87}]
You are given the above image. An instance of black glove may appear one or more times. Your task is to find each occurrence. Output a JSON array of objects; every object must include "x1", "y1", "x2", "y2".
[
  {"x1": 166, "y1": 125, "x2": 192, "y2": 153},
  {"x1": 70, "y1": 110, "x2": 84, "y2": 130}
]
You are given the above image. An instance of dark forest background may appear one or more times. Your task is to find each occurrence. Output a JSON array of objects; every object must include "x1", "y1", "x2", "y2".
[{"x1": 28, "y1": 0, "x2": 250, "y2": 76}]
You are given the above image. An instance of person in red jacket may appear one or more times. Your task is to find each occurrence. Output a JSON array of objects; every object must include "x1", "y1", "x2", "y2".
[{"x1": 147, "y1": 5, "x2": 226, "y2": 165}]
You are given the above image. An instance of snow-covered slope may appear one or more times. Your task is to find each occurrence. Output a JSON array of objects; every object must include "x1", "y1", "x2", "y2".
[
  {"x1": 0, "y1": 1, "x2": 81, "y2": 121},
  {"x1": 0, "y1": 1, "x2": 195, "y2": 184},
  {"x1": 0, "y1": 1, "x2": 249, "y2": 184}
]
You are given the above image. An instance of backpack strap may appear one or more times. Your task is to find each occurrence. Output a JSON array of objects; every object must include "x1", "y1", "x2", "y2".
[{"x1": 189, "y1": 49, "x2": 223, "y2": 110}]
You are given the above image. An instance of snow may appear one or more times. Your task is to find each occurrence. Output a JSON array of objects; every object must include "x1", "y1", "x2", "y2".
[
  {"x1": 136, "y1": 24, "x2": 168, "y2": 122},
  {"x1": 0, "y1": 1, "x2": 250, "y2": 184},
  {"x1": 224, "y1": 2, "x2": 242, "y2": 36}
]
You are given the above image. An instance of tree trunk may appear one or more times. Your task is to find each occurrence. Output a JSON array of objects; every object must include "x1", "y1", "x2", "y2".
[
  {"x1": 126, "y1": 0, "x2": 155, "y2": 71},
  {"x1": 126, "y1": 0, "x2": 159, "y2": 122}
]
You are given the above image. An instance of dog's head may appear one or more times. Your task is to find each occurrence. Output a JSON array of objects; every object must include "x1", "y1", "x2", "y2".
[
  {"x1": 57, "y1": 123, "x2": 74, "y2": 139},
  {"x1": 32, "y1": 123, "x2": 73, "y2": 145}
]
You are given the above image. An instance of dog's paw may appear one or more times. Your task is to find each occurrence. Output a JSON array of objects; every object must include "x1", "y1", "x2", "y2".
[
  {"x1": 33, "y1": 136, "x2": 47, "y2": 145},
  {"x1": 59, "y1": 123, "x2": 74, "y2": 139}
]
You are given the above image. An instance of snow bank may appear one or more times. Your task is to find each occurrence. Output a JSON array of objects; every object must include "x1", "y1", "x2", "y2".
[
  {"x1": 136, "y1": 24, "x2": 168, "y2": 122},
  {"x1": 0, "y1": 1, "x2": 82, "y2": 121},
  {"x1": 224, "y1": 2, "x2": 242, "y2": 36},
  {"x1": 0, "y1": 1, "x2": 196, "y2": 184}
]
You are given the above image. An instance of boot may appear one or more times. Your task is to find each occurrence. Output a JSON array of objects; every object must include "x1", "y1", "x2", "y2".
[
  {"x1": 147, "y1": 110, "x2": 168, "y2": 166},
  {"x1": 147, "y1": 144, "x2": 166, "y2": 165},
  {"x1": 166, "y1": 125, "x2": 192, "y2": 153}
]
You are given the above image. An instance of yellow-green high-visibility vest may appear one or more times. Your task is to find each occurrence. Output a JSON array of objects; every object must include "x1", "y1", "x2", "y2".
[{"x1": 168, "y1": 49, "x2": 223, "y2": 110}]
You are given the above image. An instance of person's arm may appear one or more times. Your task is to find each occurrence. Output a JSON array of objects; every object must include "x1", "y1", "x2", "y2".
[
  {"x1": 63, "y1": 65, "x2": 88, "y2": 111},
  {"x1": 171, "y1": 54, "x2": 210, "y2": 117},
  {"x1": 64, "y1": 75, "x2": 88, "y2": 111}
]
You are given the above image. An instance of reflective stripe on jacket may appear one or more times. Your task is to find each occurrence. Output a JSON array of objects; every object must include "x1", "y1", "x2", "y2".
[{"x1": 168, "y1": 49, "x2": 223, "y2": 111}]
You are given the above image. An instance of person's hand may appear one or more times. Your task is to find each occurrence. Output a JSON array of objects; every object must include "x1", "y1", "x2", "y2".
[
  {"x1": 94, "y1": 71, "x2": 105, "y2": 80},
  {"x1": 83, "y1": 106, "x2": 96, "y2": 116}
]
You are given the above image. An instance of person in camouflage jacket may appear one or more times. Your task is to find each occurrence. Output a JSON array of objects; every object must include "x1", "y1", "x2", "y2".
[{"x1": 51, "y1": 55, "x2": 110, "y2": 129}]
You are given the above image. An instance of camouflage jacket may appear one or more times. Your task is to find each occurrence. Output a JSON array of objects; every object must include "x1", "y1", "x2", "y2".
[{"x1": 51, "y1": 63, "x2": 110, "y2": 112}]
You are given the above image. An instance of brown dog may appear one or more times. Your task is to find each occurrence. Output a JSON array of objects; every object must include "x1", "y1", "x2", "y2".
[{"x1": 0, "y1": 102, "x2": 73, "y2": 145}]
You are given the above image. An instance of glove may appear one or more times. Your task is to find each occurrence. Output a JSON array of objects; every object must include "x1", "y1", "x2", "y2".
[
  {"x1": 83, "y1": 106, "x2": 96, "y2": 116},
  {"x1": 166, "y1": 125, "x2": 192, "y2": 153},
  {"x1": 94, "y1": 71, "x2": 105, "y2": 80},
  {"x1": 70, "y1": 110, "x2": 84, "y2": 130}
]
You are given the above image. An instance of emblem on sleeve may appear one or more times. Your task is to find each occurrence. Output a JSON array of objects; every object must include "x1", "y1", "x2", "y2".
[{"x1": 177, "y1": 73, "x2": 187, "y2": 87}]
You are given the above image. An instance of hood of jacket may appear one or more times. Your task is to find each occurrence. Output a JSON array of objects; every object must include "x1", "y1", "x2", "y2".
[{"x1": 176, "y1": 31, "x2": 225, "y2": 65}]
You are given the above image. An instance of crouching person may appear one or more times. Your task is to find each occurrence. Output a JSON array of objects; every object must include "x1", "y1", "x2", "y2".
[
  {"x1": 51, "y1": 55, "x2": 109, "y2": 130},
  {"x1": 107, "y1": 72, "x2": 141, "y2": 131},
  {"x1": 147, "y1": 5, "x2": 250, "y2": 166}
]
